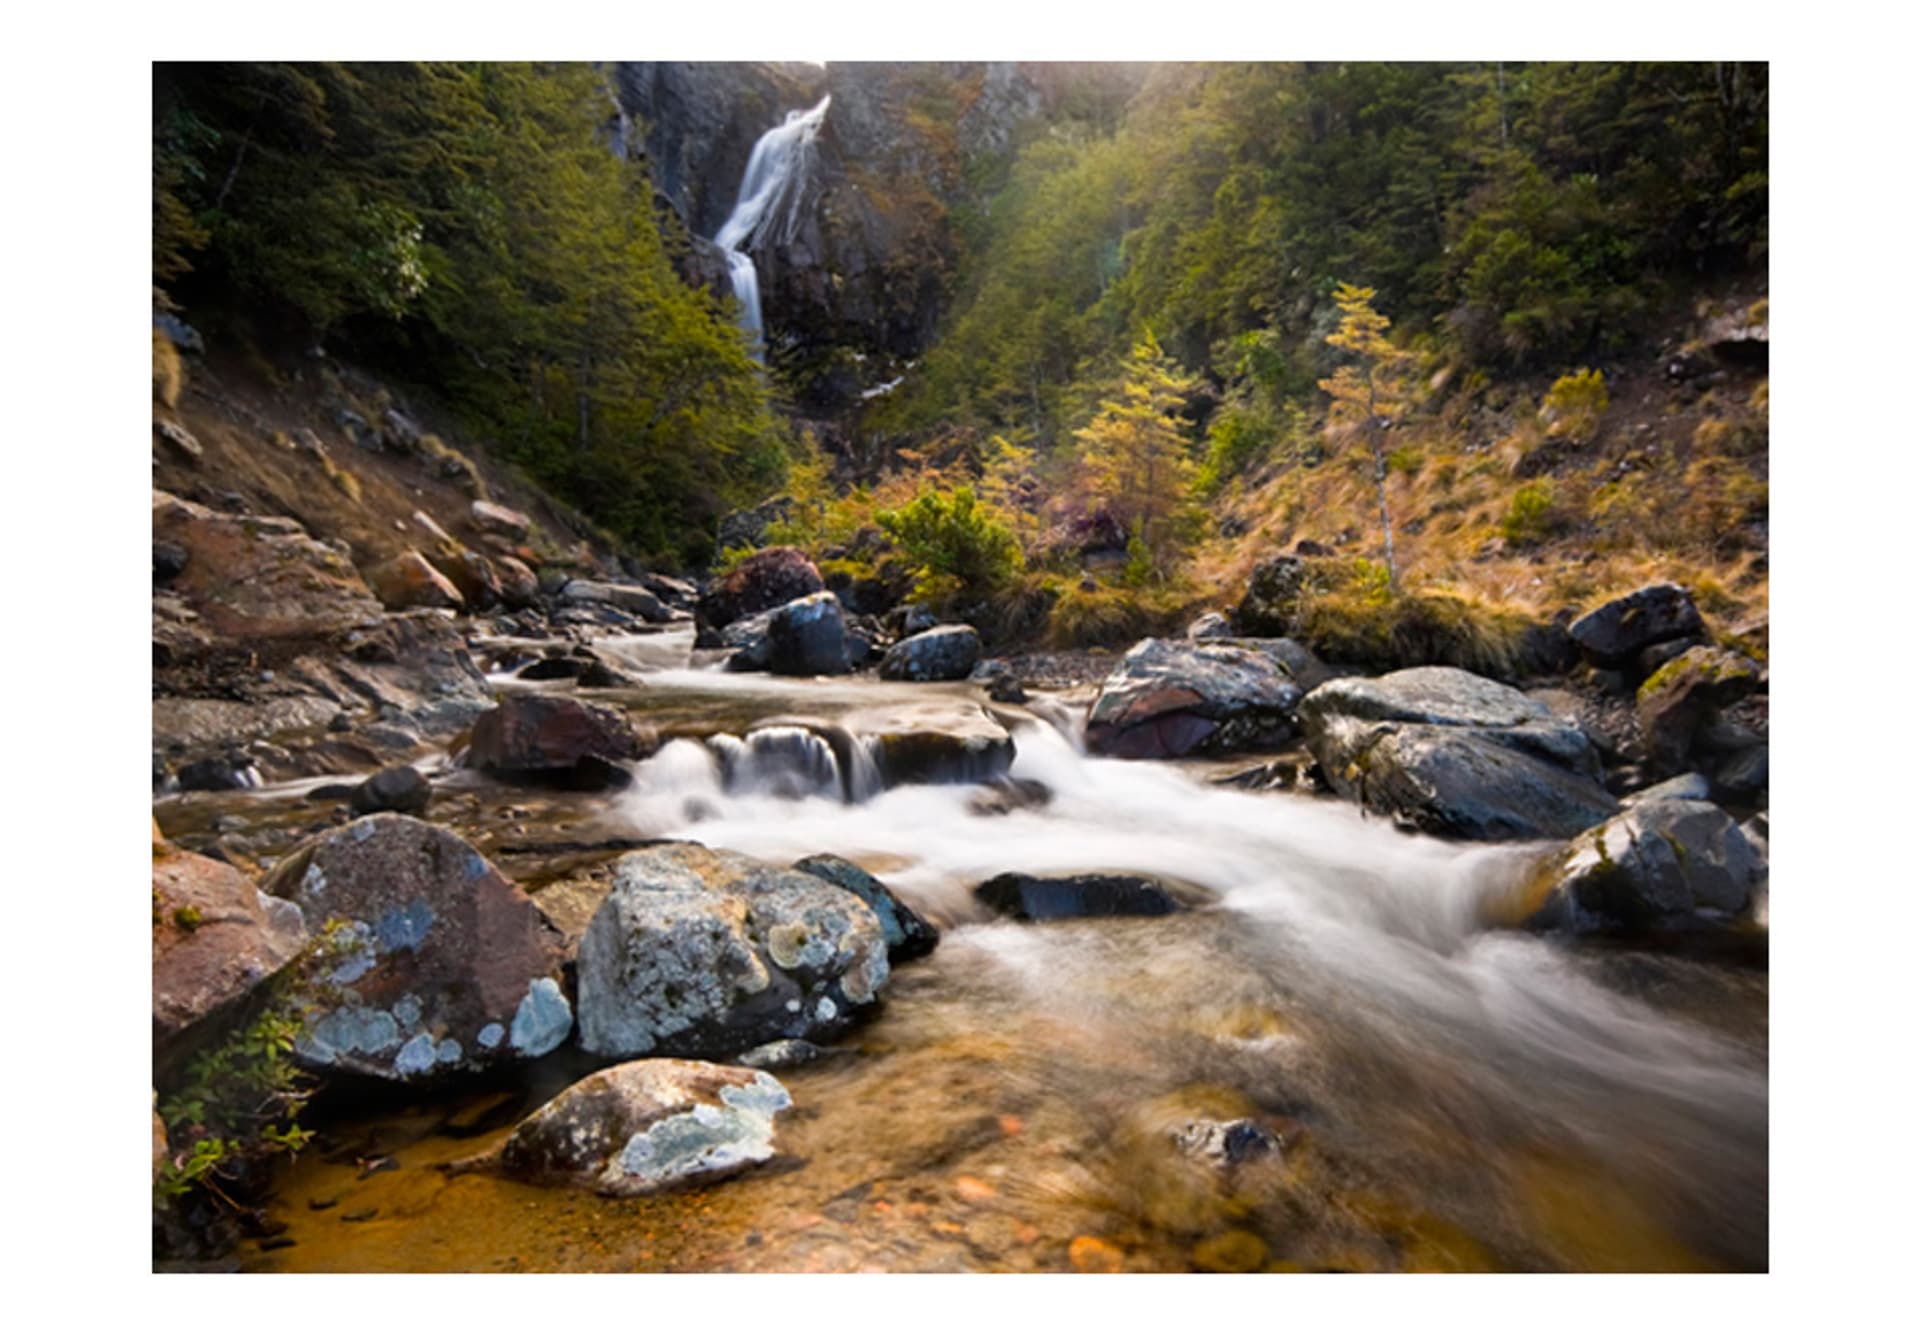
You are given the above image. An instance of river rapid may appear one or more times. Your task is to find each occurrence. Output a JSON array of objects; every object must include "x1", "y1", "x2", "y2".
[{"x1": 163, "y1": 629, "x2": 1767, "y2": 1273}]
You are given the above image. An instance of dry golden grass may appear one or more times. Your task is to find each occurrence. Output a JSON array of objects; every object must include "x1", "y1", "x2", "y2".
[{"x1": 153, "y1": 330, "x2": 183, "y2": 408}]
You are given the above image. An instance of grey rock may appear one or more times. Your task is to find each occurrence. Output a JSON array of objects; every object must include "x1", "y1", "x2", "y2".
[
  {"x1": 1086, "y1": 638, "x2": 1304, "y2": 760},
  {"x1": 878, "y1": 624, "x2": 981, "y2": 682},
  {"x1": 1186, "y1": 612, "x2": 1233, "y2": 639},
  {"x1": 792, "y1": 853, "x2": 940, "y2": 961},
  {"x1": 1523, "y1": 799, "x2": 1765, "y2": 931},
  {"x1": 562, "y1": 579, "x2": 669, "y2": 623},
  {"x1": 767, "y1": 591, "x2": 850, "y2": 676},
  {"x1": 348, "y1": 765, "x2": 432, "y2": 816},
  {"x1": 1569, "y1": 584, "x2": 1706, "y2": 665}
]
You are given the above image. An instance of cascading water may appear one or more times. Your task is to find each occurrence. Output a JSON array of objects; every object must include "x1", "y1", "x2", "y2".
[{"x1": 712, "y1": 94, "x2": 831, "y2": 357}]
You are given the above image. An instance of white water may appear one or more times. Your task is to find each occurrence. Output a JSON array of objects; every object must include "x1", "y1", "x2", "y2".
[{"x1": 712, "y1": 94, "x2": 832, "y2": 356}]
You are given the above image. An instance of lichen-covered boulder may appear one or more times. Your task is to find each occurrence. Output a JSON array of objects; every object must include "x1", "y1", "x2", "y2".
[
  {"x1": 974, "y1": 872, "x2": 1186, "y2": 921},
  {"x1": 1511, "y1": 799, "x2": 1765, "y2": 933},
  {"x1": 767, "y1": 591, "x2": 850, "y2": 676},
  {"x1": 1300, "y1": 666, "x2": 1616, "y2": 841},
  {"x1": 464, "y1": 694, "x2": 645, "y2": 788},
  {"x1": 262, "y1": 815, "x2": 572, "y2": 1081},
  {"x1": 1234, "y1": 555, "x2": 1308, "y2": 636},
  {"x1": 489, "y1": 1060, "x2": 792, "y2": 1197},
  {"x1": 792, "y1": 853, "x2": 940, "y2": 961},
  {"x1": 153, "y1": 842, "x2": 309, "y2": 1068},
  {"x1": 575, "y1": 843, "x2": 889, "y2": 1060},
  {"x1": 1086, "y1": 638, "x2": 1304, "y2": 760},
  {"x1": 364, "y1": 550, "x2": 466, "y2": 612},
  {"x1": 695, "y1": 546, "x2": 825, "y2": 643},
  {"x1": 1568, "y1": 583, "x2": 1706, "y2": 666},
  {"x1": 1635, "y1": 646, "x2": 1763, "y2": 774},
  {"x1": 878, "y1": 624, "x2": 982, "y2": 682}
]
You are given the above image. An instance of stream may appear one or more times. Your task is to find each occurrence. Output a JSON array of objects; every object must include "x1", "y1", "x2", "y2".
[{"x1": 156, "y1": 628, "x2": 1768, "y2": 1273}]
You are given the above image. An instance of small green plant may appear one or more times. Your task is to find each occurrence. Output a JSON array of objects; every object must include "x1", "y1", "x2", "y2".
[
  {"x1": 171, "y1": 905, "x2": 203, "y2": 932},
  {"x1": 1539, "y1": 368, "x2": 1608, "y2": 443},
  {"x1": 1501, "y1": 480, "x2": 1560, "y2": 546},
  {"x1": 155, "y1": 991, "x2": 314, "y2": 1204},
  {"x1": 875, "y1": 485, "x2": 1023, "y2": 606}
]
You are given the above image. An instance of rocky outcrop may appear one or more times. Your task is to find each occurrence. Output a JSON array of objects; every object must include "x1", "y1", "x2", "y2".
[
  {"x1": 1085, "y1": 638, "x2": 1305, "y2": 760},
  {"x1": 973, "y1": 873, "x2": 1186, "y2": 921},
  {"x1": 1299, "y1": 667, "x2": 1617, "y2": 841},
  {"x1": 489, "y1": 1059, "x2": 793, "y2": 1197},
  {"x1": 428, "y1": 548, "x2": 502, "y2": 611},
  {"x1": 1568, "y1": 584, "x2": 1706, "y2": 667},
  {"x1": 263, "y1": 815, "x2": 572, "y2": 1081},
  {"x1": 1514, "y1": 799, "x2": 1765, "y2": 933},
  {"x1": 696, "y1": 547, "x2": 826, "y2": 643},
  {"x1": 364, "y1": 550, "x2": 466, "y2": 612},
  {"x1": 464, "y1": 695, "x2": 646, "y2": 788},
  {"x1": 791, "y1": 853, "x2": 940, "y2": 961},
  {"x1": 878, "y1": 624, "x2": 981, "y2": 682},
  {"x1": 575, "y1": 843, "x2": 890, "y2": 1060},
  {"x1": 153, "y1": 842, "x2": 309, "y2": 1069}
]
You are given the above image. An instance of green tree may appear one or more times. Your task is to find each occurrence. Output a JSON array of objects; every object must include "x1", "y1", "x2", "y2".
[
  {"x1": 1071, "y1": 331, "x2": 1199, "y2": 579},
  {"x1": 1318, "y1": 283, "x2": 1414, "y2": 586}
]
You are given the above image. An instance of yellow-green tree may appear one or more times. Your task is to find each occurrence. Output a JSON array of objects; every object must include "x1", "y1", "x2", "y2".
[
  {"x1": 1073, "y1": 331, "x2": 1199, "y2": 578},
  {"x1": 1318, "y1": 283, "x2": 1414, "y2": 586}
]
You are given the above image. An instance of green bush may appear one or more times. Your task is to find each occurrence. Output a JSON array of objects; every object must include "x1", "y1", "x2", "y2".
[
  {"x1": 1501, "y1": 481, "x2": 1561, "y2": 547},
  {"x1": 875, "y1": 485, "x2": 1023, "y2": 605}
]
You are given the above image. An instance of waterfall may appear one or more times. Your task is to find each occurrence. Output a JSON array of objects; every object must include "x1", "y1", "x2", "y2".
[{"x1": 712, "y1": 94, "x2": 831, "y2": 357}]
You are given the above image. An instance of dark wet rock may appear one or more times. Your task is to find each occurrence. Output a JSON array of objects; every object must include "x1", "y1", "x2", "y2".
[
  {"x1": 470, "y1": 500, "x2": 533, "y2": 541},
  {"x1": 638, "y1": 570, "x2": 701, "y2": 610},
  {"x1": 574, "y1": 842, "x2": 890, "y2": 1059},
  {"x1": 263, "y1": 814, "x2": 572, "y2": 1081},
  {"x1": 1234, "y1": 556, "x2": 1309, "y2": 636},
  {"x1": 973, "y1": 872, "x2": 1185, "y2": 921},
  {"x1": 1568, "y1": 584, "x2": 1706, "y2": 666},
  {"x1": 720, "y1": 606, "x2": 778, "y2": 672},
  {"x1": 348, "y1": 765, "x2": 431, "y2": 816},
  {"x1": 888, "y1": 603, "x2": 940, "y2": 640},
  {"x1": 578, "y1": 660, "x2": 635, "y2": 689},
  {"x1": 1300, "y1": 667, "x2": 1616, "y2": 841},
  {"x1": 846, "y1": 701, "x2": 1015, "y2": 786},
  {"x1": 696, "y1": 547, "x2": 824, "y2": 642},
  {"x1": 428, "y1": 548, "x2": 502, "y2": 611},
  {"x1": 767, "y1": 591, "x2": 850, "y2": 676},
  {"x1": 464, "y1": 695, "x2": 645, "y2": 788},
  {"x1": 1635, "y1": 646, "x2": 1763, "y2": 774},
  {"x1": 735, "y1": 1039, "x2": 826, "y2": 1071},
  {"x1": 1186, "y1": 612, "x2": 1232, "y2": 639},
  {"x1": 792, "y1": 853, "x2": 940, "y2": 962},
  {"x1": 1516, "y1": 799, "x2": 1765, "y2": 933},
  {"x1": 518, "y1": 655, "x2": 585, "y2": 681},
  {"x1": 153, "y1": 540, "x2": 190, "y2": 583},
  {"x1": 487, "y1": 1059, "x2": 791, "y2": 1196},
  {"x1": 562, "y1": 579, "x2": 669, "y2": 623},
  {"x1": 1634, "y1": 635, "x2": 1704, "y2": 681},
  {"x1": 363, "y1": 550, "x2": 465, "y2": 612},
  {"x1": 153, "y1": 842, "x2": 309, "y2": 1069},
  {"x1": 176, "y1": 755, "x2": 256, "y2": 791},
  {"x1": 878, "y1": 624, "x2": 982, "y2": 682},
  {"x1": 1085, "y1": 638, "x2": 1303, "y2": 760},
  {"x1": 1714, "y1": 745, "x2": 1769, "y2": 805}
]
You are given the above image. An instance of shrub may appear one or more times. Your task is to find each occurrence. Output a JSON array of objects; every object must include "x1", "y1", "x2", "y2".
[
  {"x1": 1501, "y1": 480, "x2": 1561, "y2": 547},
  {"x1": 153, "y1": 330, "x2": 183, "y2": 408},
  {"x1": 1046, "y1": 582, "x2": 1174, "y2": 649},
  {"x1": 1539, "y1": 368, "x2": 1608, "y2": 443},
  {"x1": 875, "y1": 485, "x2": 1023, "y2": 606}
]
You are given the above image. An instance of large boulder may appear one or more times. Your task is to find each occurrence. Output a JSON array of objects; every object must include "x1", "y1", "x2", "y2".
[
  {"x1": 364, "y1": 550, "x2": 466, "y2": 612},
  {"x1": 1086, "y1": 638, "x2": 1304, "y2": 759},
  {"x1": 464, "y1": 695, "x2": 646, "y2": 787},
  {"x1": 153, "y1": 842, "x2": 309, "y2": 1069},
  {"x1": 1299, "y1": 667, "x2": 1617, "y2": 841},
  {"x1": 1634, "y1": 646, "x2": 1763, "y2": 774},
  {"x1": 263, "y1": 815, "x2": 572, "y2": 1081},
  {"x1": 1513, "y1": 799, "x2": 1765, "y2": 932},
  {"x1": 575, "y1": 843, "x2": 890, "y2": 1059},
  {"x1": 792, "y1": 853, "x2": 940, "y2": 961},
  {"x1": 878, "y1": 624, "x2": 982, "y2": 682},
  {"x1": 766, "y1": 591, "x2": 850, "y2": 676},
  {"x1": 1568, "y1": 584, "x2": 1706, "y2": 667},
  {"x1": 695, "y1": 547, "x2": 825, "y2": 642},
  {"x1": 488, "y1": 1059, "x2": 793, "y2": 1196}
]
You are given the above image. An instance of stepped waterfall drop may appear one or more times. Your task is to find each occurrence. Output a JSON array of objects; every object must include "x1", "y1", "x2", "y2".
[{"x1": 713, "y1": 94, "x2": 832, "y2": 357}]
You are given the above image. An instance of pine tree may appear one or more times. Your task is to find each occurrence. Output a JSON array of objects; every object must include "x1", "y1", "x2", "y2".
[
  {"x1": 1318, "y1": 282, "x2": 1414, "y2": 586},
  {"x1": 1072, "y1": 331, "x2": 1198, "y2": 578}
]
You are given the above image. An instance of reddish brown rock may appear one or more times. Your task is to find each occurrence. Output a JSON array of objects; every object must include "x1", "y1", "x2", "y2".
[
  {"x1": 465, "y1": 694, "x2": 646, "y2": 786},
  {"x1": 263, "y1": 814, "x2": 572, "y2": 1082},
  {"x1": 695, "y1": 547, "x2": 825, "y2": 643},
  {"x1": 364, "y1": 550, "x2": 465, "y2": 612},
  {"x1": 494, "y1": 555, "x2": 539, "y2": 609},
  {"x1": 153, "y1": 843, "x2": 310, "y2": 1067},
  {"x1": 429, "y1": 547, "x2": 503, "y2": 610},
  {"x1": 471, "y1": 499, "x2": 533, "y2": 541}
]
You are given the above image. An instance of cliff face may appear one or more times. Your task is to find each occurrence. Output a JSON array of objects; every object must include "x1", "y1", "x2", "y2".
[{"x1": 612, "y1": 62, "x2": 1136, "y2": 409}]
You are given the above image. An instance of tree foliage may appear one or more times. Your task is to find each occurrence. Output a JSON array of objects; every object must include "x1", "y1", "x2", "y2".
[{"x1": 1071, "y1": 331, "x2": 1200, "y2": 577}]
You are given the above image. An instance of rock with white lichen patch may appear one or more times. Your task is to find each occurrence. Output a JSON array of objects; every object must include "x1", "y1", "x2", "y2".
[
  {"x1": 575, "y1": 842, "x2": 889, "y2": 1060},
  {"x1": 262, "y1": 814, "x2": 572, "y2": 1082},
  {"x1": 479, "y1": 1059, "x2": 792, "y2": 1196}
]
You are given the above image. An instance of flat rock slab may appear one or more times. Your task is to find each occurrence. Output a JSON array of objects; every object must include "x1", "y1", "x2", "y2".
[{"x1": 489, "y1": 1059, "x2": 792, "y2": 1196}]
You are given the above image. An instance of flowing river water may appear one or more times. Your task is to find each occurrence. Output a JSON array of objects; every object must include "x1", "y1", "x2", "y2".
[{"x1": 157, "y1": 628, "x2": 1767, "y2": 1273}]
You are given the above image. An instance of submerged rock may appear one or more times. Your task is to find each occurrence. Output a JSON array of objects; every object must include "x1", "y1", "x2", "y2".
[
  {"x1": 1299, "y1": 666, "x2": 1616, "y2": 841},
  {"x1": 490, "y1": 1059, "x2": 792, "y2": 1196},
  {"x1": 973, "y1": 872, "x2": 1186, "y2": 921},
  {"x1": 792, "y1": 853, "x2": 940, "y2": 961},
  {"x1": 575, "y1": 843, "x2": 890, "y2": 1060},
  {"x1": 263, "y1": 814, "x2": 571, "y2": 1081},
  {"x1": 846, "y1": 701, "x2": 1016, "y2": 787},
  {"x1": 1568, "y1": 583, "x2": 1706, "y2": 667},
  {"x1": 1085, "y1": 638, "x2": 1304, "y2": 759},
  {"x1": 1515, "y1": 798, "x2": 1765, "y2": 933},
  {"x1": 463, "y1": 694, "x2": 645, "y2": 788},
  {"x1": 878, "y1": 624, "x2": 982, "y2": 682},
  {"x1": 153, "y1": 842, "x2": 309, "y2": 1069}
]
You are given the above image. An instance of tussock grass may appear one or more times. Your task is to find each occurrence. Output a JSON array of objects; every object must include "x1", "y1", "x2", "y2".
[{"x1": 153, "y1": 330, "x2": 183, "y2": 408}]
